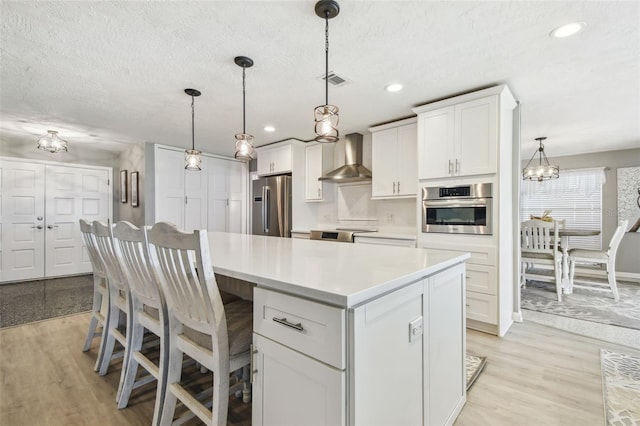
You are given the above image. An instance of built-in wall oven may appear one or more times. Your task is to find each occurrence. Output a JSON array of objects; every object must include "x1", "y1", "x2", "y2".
[{"x1": 422, "y1": 183, "x2": 492, "y2": 235}]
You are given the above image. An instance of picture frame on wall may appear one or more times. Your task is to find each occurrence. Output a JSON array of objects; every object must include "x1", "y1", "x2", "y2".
[
  {"x1": 120, "y1": 170, "x2": 127, "y2": 203},
  {"x1": 131, "y1": 171, "x2": 139, "y2": 208}
]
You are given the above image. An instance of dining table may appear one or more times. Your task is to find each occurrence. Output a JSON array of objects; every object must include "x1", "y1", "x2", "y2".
[{"x1": 558, "y1": 228, "x2": 601, "y2": 293}]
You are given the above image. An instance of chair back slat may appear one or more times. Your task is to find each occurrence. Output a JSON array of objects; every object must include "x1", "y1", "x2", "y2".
[
  {"x1": 80, "y1": 219, "x2": 107, "y2": 277},
  {"x1": 93, "y1": 221, "x2": 128, "y2": 293},
  {"x1": 521, "y1": 219, "x2": 559, "y2": 254},
  {"x1": 113, "y1": 221, "x2": 163, "y2": 308},
  {"x1": 148, "y1": 222, "x2": 227, "y2": 345}
]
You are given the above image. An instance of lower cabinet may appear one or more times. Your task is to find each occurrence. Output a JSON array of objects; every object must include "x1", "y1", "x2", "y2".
[
  {"x1": 353, "y1": 235, "x2": 416, "y2": 247},
  {"x1": 252, "y1": 263, "x2": 466, "y2": 426}
]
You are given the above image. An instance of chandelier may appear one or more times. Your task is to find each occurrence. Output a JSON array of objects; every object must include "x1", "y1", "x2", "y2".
[
  {"x1": 184, "y1": 88, "x2": 202, "y2": 171},
  {"x1": 37, "y1": 130, "x2": 68, "y2": 153},
  {"x1": 234, "y1": 56, "x2": 256, "y2": 161},
  {"x1": 522, "y1": 137, "x2": 560, "y2": 181}
]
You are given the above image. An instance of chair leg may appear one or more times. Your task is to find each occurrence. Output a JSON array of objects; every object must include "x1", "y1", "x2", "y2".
[
  {"x1": 520, "y1": 262, "x2": 526, "y2": 288},
  {"x1": 152, "y1": 327, "x2": 169, "y2": 426},
  {"x1": 212, "y1": 363, "x2": 230, "y2": 426},
  {"x1": 242, "y1": 365, "x2": 251, "y2": 403},
  {"x1": 554, "y1": 260, "x2": 562, "y2": 302},
  {"x1": 98, "y1": 304, "x2": 120, "y2": 375},
  {"x1": 607, "y1": 260, "x2": 620, "y2": 301},
  {"x1": 94, "y1": 292, "x2": 112, "y2": 372},
  {"x1": 159, "y1": 335, "x2": 183, "y2": 426},
  {"x1": 117, "y1": 313, "x2": 143, "y2": 407},
  {"x1": 83, "y1": 289, "x2": 101, "y2": 352}
]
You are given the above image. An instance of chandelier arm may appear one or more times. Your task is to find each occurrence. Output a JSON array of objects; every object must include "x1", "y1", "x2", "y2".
[
  {"x1": 524, "y1": 147, "x2": 539, "y2": 169},
  {"x1": 540, "y1": 144, "x2": 551, "y2": 166}
]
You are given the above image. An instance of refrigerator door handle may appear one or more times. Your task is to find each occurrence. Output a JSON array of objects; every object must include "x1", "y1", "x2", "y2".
[{"x1": 262, "y1": 186, "x2": 270, "y2": 233}]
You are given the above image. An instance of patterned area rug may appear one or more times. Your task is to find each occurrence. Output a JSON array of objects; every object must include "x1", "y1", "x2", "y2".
[
  {"x1": 466, "y1": 354, "x2": 486, "y2": 390},
  {"x1": 601, "y1": 349, "x2": 640, "y2": 425},
  {"x1": 521, "y1": 279, "x2": 640, "y2": 330}
]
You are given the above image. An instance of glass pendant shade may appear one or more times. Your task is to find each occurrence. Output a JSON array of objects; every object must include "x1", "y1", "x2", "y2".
[
  {"x1": 37, "y1": 130, "x2": 68, "y2": 153},
  {"x1": 184, "y1": 88, "x2": 202, "y2": 171},
  {"x1": 314, "y1": 104, "x2": 339, "y2": 143},
  {"x1": 185, "y1": 149, "x2": 202, "y2": 171},
  {"x1": 522, "y1": 137, "x2": 560, "y2": 182},
  {"x1": 234, "y1": 133, "x2": 255, "y2": 161}
]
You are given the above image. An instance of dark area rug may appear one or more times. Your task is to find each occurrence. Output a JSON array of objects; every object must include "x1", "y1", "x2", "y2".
[
  {"x1": 0, "y1": 275, "x2": 93, "y2": 328},
  {"x1": 521, "y1": 279, "x2": 640, "y2": 330}
]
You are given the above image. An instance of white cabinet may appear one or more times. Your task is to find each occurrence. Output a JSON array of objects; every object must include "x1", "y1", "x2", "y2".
[
  {"x1": 0, "y1": 158, "x2": 112, "y2": 282},
  {"x1": 252, "y1": 263, "x2": 466, "y2": 426},
  {"x1": 304, "y1": 143, "x2": 334, "y2": 201},
  {"x1": 148, "y1": 144, "x2": 248, "y2": 233},
  {"x1": 370, "y1": 118, "x2": 417, "y2": 198},
  {"x1": 257, "y1": 144, "x2": 292, "y2": 176},
  {"x1": 417, "y1": 95, "x2": 497, "y2": 179},
  {"x1": 207, "y1": 157, "x2": 246, "y2": 233}
]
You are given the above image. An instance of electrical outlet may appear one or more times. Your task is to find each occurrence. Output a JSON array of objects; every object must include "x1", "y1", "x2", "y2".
[{"x1": 409, "y1": 316, "x2": 423, "y2": 342}]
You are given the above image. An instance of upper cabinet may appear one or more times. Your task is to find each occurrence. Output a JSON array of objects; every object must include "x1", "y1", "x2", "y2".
[
  {"x1": 370, "y1": 118, "x2": 417, "y2": 198},
  {"x1": 305, "y1": 143, "x2": 334, "y2": 201},
  {"x1": 416, "y1": 94, "x2": 497, "y2": 180},
  {"x1": 257, "y1": 144, "x2": 292, "y2": 176}
]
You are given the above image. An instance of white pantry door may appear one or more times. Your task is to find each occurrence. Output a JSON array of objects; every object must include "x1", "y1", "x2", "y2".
[
  {"x1": 0, "y1": 161, "x2": 46, "y2": 282},
  {"x1": 45, "y1": 165, "x2": 110, "y2": 277}
]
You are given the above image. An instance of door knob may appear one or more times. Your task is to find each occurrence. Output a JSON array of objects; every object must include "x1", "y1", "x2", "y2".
[
  {"x1": 31, "y1": 225, "x2": 43, "y2": 230},
  {"x1": 47, "y1": 225, "x2": 59, "y2": 229}
]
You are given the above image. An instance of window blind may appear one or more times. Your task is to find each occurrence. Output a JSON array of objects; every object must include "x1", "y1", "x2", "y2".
[{"x1": 520, "y1": 168, "x2": 605, "y2": 250}]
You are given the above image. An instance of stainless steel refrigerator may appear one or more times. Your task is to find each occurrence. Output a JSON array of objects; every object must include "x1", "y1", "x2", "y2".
[{"x1": 252, "y1": 174, "x2": 292, "y2": 237}]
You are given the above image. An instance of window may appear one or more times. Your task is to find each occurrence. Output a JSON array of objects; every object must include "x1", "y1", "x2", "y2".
[{"x1": 520, "y1": 167, "x2": 606, "y2": 250}]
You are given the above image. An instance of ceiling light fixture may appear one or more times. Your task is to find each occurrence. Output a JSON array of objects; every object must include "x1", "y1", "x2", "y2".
[
  {"x1": 522, "y1": 137, "x2": 560, "y2": 181},
  {"x1": 184, "y1": 88, "x2": 202, "y2": 171},
  {"x1": 234, "y1": 56, "x2": 256, "y2": 161},
  {"x1": 36, "y1": 130, "x2": 68, "y2": 153},
  {"x1": 550, "y1": 22, "x2": 586, "y2": 38},
  {"x1": 264, "y1": 125, "x2": 275, "y2": 133},
  {"x1": 385, "y1": 83, "x2": 403, "y2": 93},
  {"x1": 313, "y1": 0, "x2": 340, "y2": 143}
]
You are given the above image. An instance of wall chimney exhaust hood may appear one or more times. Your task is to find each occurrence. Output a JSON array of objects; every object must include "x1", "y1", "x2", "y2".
[{"x1": 318, "y1": 133, "x2": 372, "y2": 183}]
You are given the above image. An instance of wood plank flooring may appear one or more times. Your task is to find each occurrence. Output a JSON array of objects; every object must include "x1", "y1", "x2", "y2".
[{"x1": 1, "y1": 313, "x2": 638, "y2": 425}]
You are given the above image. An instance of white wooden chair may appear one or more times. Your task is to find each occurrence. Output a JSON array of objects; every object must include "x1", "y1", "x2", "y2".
[
  {"x1": 147, "y1": 222, "x2": 252, "y2": 426},
  {"x1": 79, "y1": 219, "x2": 111, "y2": 371},
  {"x1": 569, "y1": 220, "x2": 628, "y2": 300},
  {"x1": 92, "y1": 221, "x2": 131, "y2": 378},
  {"x1": 112, "y1": 221, "x2": 168, "y2": 426},
  {"x1": 521, "y1": 219, "x2": 563, "y2": 301}
]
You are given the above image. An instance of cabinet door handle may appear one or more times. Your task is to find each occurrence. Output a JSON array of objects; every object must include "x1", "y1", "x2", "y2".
[
  {"x1": 393, "y1": 182, "x2": 396, "y2": 194},
  {"x1": 448, "y1": 160, "x2": 453, "y2": 175},
  {"x1": 272, "y1": 317, "x2": 304, "y2": 331},
  {"x1": 455, "y1": 159, "x2": 460, "y2": 174},
  {"x1": 31, "y1": 225, "x2": 43, "y2": 229},
  {"x1": 47, "y1": 225, "x2": 59, "y2": 229}
]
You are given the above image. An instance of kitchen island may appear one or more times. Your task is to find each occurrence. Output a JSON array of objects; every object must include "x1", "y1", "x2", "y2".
[{"x1": 208, "y1": 232, "x2": 470, "y2": 426}]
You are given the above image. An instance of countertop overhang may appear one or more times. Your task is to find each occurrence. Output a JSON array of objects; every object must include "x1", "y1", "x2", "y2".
[{"x1": 209, "y1": 232, "x2": 470, "y2": 308}]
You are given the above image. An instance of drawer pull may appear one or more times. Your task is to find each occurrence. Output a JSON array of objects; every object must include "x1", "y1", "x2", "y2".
[{"x1": 272, "y1": 317, "x2": 304, "y2": 331}]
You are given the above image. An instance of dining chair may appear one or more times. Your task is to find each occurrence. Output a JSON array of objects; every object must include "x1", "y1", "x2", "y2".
[
  {"x1": 568, "y1": 220, "x2": 628, "y2": 300},
  {"x1": 147, "y1": 222, "x2": 252, "y2": 426},
  {"x1": 112, "y1": 221, "x2": 168, "y2": 426},
  {"x1": 79, "y1": 219, "x2": 111, "y2": 371},
  {"x1": 92, "y1": 221, "x2": 132, "y2": 377},
  {"x1": 520, "y1": 219, "x2": 563, "y2": 301}
]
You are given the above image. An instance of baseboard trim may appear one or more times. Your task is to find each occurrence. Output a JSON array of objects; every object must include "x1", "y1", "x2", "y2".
[{"x1": 512, "y1": 310, "x2": 523, "y2": 323}]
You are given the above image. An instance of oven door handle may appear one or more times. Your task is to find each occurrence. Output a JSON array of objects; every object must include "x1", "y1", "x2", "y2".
[{"x1": 423, "y1": 198, "x2": 489, "y2": 208}]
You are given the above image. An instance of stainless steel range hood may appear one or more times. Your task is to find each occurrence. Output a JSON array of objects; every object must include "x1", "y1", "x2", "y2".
[{"x1": 318, "y1": 133, "x2": 372, "y2": 183}]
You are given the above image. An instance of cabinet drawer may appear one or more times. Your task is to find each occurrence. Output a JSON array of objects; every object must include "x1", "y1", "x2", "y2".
[
  {"x1": 466, "y1": 264, "x2": 497, "y2": 295},
  {"x1": 354, "y1": 236, "x2": 416, "y2": 247},
  {"x1": 254, "y1": 288, "x2": 345, "y2": 369},
  {"x1": 420, "y1": 242, "x2": 496, "y2": 266},
  {"x1": 465, "y1": 291, "x2": 497, "y2": 324}
]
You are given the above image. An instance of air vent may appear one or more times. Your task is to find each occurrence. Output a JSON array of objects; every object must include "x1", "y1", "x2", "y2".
[{"x1": 318, "y1": 71, "x2": 349, "y2": 87}]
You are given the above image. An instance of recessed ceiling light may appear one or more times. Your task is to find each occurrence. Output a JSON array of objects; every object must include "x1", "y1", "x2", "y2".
[
  {"x1": 550, "y1": 22, "x2": 586, "y2": 38},
  {"x1": 264, "y1": 125, "x2": 275, "y2": 132},
  {"x1": 385, "y1": 83, "x2": 403, "y2": 92}
]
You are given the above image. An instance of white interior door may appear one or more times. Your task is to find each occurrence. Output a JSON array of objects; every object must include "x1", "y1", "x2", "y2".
[
  {"x1": 0, "y1": 161, "x2": 46, "y2": 282},
  {"x1": 45, "y1": 165, "x2": 110, "y2": 277}
]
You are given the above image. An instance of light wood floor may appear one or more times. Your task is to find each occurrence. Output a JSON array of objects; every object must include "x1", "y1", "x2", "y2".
[{"x1": 1, "y1": 313, "x2": 638, "y2": 425}]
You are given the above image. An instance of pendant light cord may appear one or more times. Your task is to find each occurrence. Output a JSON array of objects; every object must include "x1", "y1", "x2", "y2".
[
  {"x1": 242, "y1": 67, "x2": 247, "y2": 134},
  {"x1": 325, "y1": 13, "x2": 329, "y2": 106},
  {"x1": 190, "y1": 95, "x2": 195, "y2": 150}
]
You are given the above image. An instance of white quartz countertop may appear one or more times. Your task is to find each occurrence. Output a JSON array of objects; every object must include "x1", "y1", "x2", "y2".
[
  {"x1": 208, "y1": 232, "x2": 469, "y2": 308},
  {"x1": 290, "y1": 229, "x2": 417, "y2": 241}
]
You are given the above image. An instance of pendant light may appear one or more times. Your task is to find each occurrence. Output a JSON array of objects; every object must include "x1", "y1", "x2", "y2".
[
  {"x1": 522, "y1": 137, "x2": 560, "y2": 181},
  {"x1": 313, "y1": 0, "x2": 340, "y2": 143},
  {"x1": 37, "y1": 130, "x2": 68, "y2": 153},
  {"x1": 234, "y1": 56, "x2": 256, "y2": 161},
  {"x1": 184, "y1": 88, "x2": 202, "y2": 171}
]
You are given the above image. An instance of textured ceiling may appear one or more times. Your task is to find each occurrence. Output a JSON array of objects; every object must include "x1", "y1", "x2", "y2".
[{"x1": 1, "y1": 1, "x2": 639, "y2": 158}]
